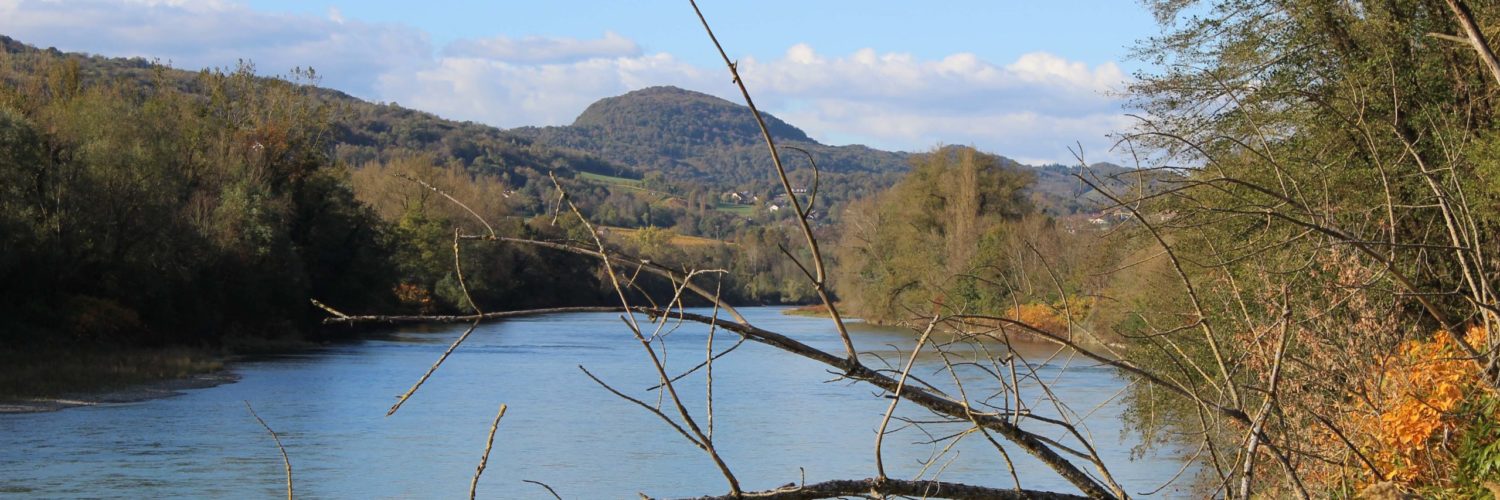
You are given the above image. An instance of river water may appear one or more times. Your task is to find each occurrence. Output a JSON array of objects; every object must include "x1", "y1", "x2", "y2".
[{"x1": 0, "y1": 307, "x2": 1192, "y2": 498}]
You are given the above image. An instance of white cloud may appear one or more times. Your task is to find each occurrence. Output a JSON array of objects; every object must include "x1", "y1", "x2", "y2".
[
  {"x1": 380, "y1": 43, "x2": 1131, "y2": 162},
  {"x1": 775, "y1": 101, "x2": 1134, "y2": 165},
  {"x1": 737, "y1": 45, "x2": 1123, "y2": 117},
  {"x1": 694, "y1": 45, "x2": 1130, "y2": 162},
  {"x1": 443, "y1": 31, "x2": 641, "y2": 64},
  {"x1": 377, "y1": 53, "x2": 712, "y2": 127},
  {"x1": 0, "y1": 0, "x2": 431, "y2": 97},
  {"x1": 0, "y1": 0, "x2": 1133, "y2": 164}
]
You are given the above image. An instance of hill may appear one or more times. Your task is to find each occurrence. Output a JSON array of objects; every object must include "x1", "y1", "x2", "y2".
[
  {"x1": 0, "y1": 34, "x2": 634, "y2": 214},
  {"x1": 1028, "y1": 162, "x2": 1174, "y2": 215},
  {"x1": 511, "y1": 86, "x2": 910, "y2": 186},
  {"x1": 513, "y1": 86, "x2": 1155, "y2": 215},
  {"x1": 1, "y1": 34, "x2": 1150, "y2": 217}
]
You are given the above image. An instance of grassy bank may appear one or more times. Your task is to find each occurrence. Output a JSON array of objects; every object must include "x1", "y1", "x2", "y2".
[
  {"x1": 782, "y1": 303, "x2": 835, "y2": 317},
  {"x1": 0, "y1": 347, "x2": 225, "y2": 400}
]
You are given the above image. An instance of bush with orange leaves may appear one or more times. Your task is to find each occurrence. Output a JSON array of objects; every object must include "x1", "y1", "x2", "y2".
[
  {"x1": 393, "y1": 283, "x2": 436, "y2": 314},
  {"x1": 1005, "y1": 297, "x2": 1092, "y2": 336},
  {"x1": 1340, "y1": 326, "x2": 1494, "y2": 489}
]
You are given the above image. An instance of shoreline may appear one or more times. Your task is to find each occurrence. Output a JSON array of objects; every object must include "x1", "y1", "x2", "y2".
[{"x1": 0, "y1": 370, "x2": 241, "y2": 414}]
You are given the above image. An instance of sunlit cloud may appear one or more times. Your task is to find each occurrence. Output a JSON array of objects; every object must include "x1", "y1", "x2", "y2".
[
  {"x1": 443, "y1": 31, "x2": 641, "y2": 64},
  {"x1": 0, "y1": 0, "x2": 431, "y2": 96},
  {"x1": 377, "y1": 53, "x2": 713, "y2": 127}
]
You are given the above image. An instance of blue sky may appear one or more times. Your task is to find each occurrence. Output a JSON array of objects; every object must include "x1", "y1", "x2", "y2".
[{"x1": 0, "y1": 0, "x2": 1160, "y2": 164}]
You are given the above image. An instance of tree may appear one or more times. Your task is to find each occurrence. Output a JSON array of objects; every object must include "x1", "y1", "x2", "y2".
[
  {"x1": 1108, "y1": 0, "x2": 1500, "y2": 495},
  {"x1": 833, "y1": 146, "x2": 1033, "y2": 323}
]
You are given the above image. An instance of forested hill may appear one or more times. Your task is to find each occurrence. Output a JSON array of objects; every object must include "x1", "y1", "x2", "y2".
[
  {"x1": 3, "y1": 34, "x2": 1148, "y2": 216},
  {"x1": 1027, "y1": 162, "x2": 1173, "y2": 215},
  {"x1": 512, "y1": 86, "x2": 1157, "y2": 214},
  {"x1": 510, "y1": 86, "x2": 911, "y2": 185},
  {"x1": 0, "y1": 35, "x2": 635, "y2": 195}
]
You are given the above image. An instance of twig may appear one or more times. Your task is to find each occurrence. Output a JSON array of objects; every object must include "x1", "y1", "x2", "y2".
[
  {"x1": 244, "y1": 401, "x2": 292, "y2": 500},
  {"x1": 706, "y1": 279, "x2": 722, "y2": 439},
  {"x1": 470, "y1": 403, "x2": 508, "y2": 500},
  {"x1": 874, "y1": 313, "x2": 941, "y2": 481},
  {"x1": 656, "y1": 477, "x2": 1090, "y2": 500},
  {"x1": 386, "y1": 230, "x2": 485, "y2": 416},
  {"x1": 394, "y1": 172, "x2": 496, "y2": 239},
  {"x1": 386, "y1": 320, "x2": 478, "y2": 416},
  {"x1": 548, "y1": 172, "x2": 741, "y2": 494},
  {"x1": 580, "y1": 365, "x2": 704, "y2": 449},
  {"x1": 689, "y1": 0, "x2": 859, "y2": 365},
  {"x1": 309, "y1": 298, "x2": 348, "y2": 318},
  {"x1": 523, "y1": 479, "x2": 564, "y2": 500}
]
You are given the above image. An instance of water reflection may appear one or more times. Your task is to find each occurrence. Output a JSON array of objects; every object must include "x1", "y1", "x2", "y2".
[{"x1": 0, "y1": 308, "x2": 1193, "y2": 498}]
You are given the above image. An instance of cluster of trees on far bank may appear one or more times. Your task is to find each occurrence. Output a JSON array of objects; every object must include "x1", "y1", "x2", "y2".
[
  {"x1": 13, "y1": 0, "x2": 1500, "y2": 494},
  {"x1": 0, "y1": 53, "x2": 630, "y2": 352},
  {"x1": 0, "y1": 41, "x2": 853, "y2": 355},
  {"x1": 813, "y1": 0, "x2": 1500, "y2": 496}
]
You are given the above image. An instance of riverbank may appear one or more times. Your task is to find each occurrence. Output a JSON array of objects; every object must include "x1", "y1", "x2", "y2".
[
  {"x1": 780, "y1": 303, "x2": 837, "y2": 317},
  {"x1": 0, "y1": 347, "x2": 235, "y2": 414},
  {"x1": 0, "y1": 371, "x2": 241, "y2": 414},
  {"x1": 0, "y1": 307, "x2": 1189, "y2": 497}
]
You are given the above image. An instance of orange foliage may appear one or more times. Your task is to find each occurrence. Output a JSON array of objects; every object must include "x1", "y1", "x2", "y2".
[
  {"x1": 394, "y1": 283, "x2": 435, "y2": 314},
  {"x1": 1345, "y1": 326, "x2": 1492, "y2": 485},
  {"x1": 1006, "y1": 297, "x2": 1092, "y2": 335}
]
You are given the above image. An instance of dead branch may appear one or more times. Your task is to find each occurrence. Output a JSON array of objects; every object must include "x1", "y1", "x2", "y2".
[
  {"x1": 659, "y1": 477, "x2": 1090, "y2": 500},
  {"x1": 579, "y1": 365, "x2": 704, "y2": 449},
  {"x1": 393, "y1": 172, "x2": 496, "y2": 239},
  {"x1": 315, "y1": 300, "x2": 1117, "y2": 498},
  {"x1": 524, "y1": 479, "x2": 564, "y2": 500},
  {"x1": 384, "y1": 230, "x2": 486, "y2": 416},
  {"x1": 689, "y1": 0, "x2": 858, "y2": 364},
  {"x1": 873, "y1": 314, "x2": 940, "y2": 481},
  {"x1": 244, "y1": 401, "x2": 292, "y2": 500},
  {"x1": 470, "y1": 403, "x2": 508, "y2": 500},
  {"x1": 546, "y1": 172, "x2": 742, "y2": 496},
  {"x1": 1443, "y1": 0, "x2": 1500, "y2": 86}
]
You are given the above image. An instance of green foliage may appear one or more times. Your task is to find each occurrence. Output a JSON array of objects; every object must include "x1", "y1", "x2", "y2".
[
  {"x1": 833, "y1": 146, "x2": 1036, "y2": 322},
  {"x1": 631, "y1": 226, "x2": 675, "y2": 256},
  {"x1": 1113, "y1": 0, "x2": 1500, "y2": 492},
  {"x1": 1444, "y1": 394, "x2": 1500, "y2": 497},
  {"x1": 0, "y1": 49, "x2": 397, "y2": 347},
  {"x1": 511, "y1": 86, "x2": 912, "y2": 223}
]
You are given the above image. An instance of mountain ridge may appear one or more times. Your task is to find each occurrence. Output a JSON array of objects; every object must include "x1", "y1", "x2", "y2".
[
  {"x1": 1, "y1": 33, "x2": 1148, "y2": 216},
  {"x1": 511, "y1": 85, "x2": 913, "y2": 187}
]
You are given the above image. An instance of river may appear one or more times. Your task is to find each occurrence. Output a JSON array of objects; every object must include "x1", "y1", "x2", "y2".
[{"x1": 0, "y1": 307, "x2": 1193, "y2": 498}]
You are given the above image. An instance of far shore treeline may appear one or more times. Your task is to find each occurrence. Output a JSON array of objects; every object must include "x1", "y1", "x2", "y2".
[
  {"x1": 0, "y1": 35, "x2": 1135, "y2": 354},
  {"x1": 9, "y1": 0, "x2": 1500, "y2": 495}
]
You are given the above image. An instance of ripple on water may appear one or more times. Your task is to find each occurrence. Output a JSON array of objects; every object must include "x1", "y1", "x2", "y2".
[{"x1": 0, "y1": 307, "x2": 1195, "y2": 497}]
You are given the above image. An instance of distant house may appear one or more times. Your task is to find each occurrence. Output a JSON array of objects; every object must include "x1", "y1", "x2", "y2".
[
  {"x1": 723, "y1": 191, "x2": 754, "y2": 205},
  {"x1": 790, "y1": 186, "x2": 809, "y2": 195},
  {"x1": 1088, "y1": 217, "x2": 1107, "y2": 225},
  {"x1": 768, "y1": 203, "x2": 782, "y2": 212}
]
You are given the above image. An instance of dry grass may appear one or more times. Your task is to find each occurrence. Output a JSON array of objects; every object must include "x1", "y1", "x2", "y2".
[
  {"x1": 0, "y1": 347, "x2": 223, "y2": 399},
  {"x1": 601, "y1": 226, "x2": 730, "y2": 248},
  {"x1": 781, "y1": 303, "x2": 834, "y2": 317}
]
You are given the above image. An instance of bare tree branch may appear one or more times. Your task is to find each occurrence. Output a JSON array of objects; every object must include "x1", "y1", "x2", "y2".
[
  {"x1": 470, "y1": 403, "x2": 508, "y2": 500},
  {"x1": 244, "y1": 401, "x2": 292, "y2": 500},
  {"x1": 660, "y1": 477, "x2": 1090, "y2": 500}
]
